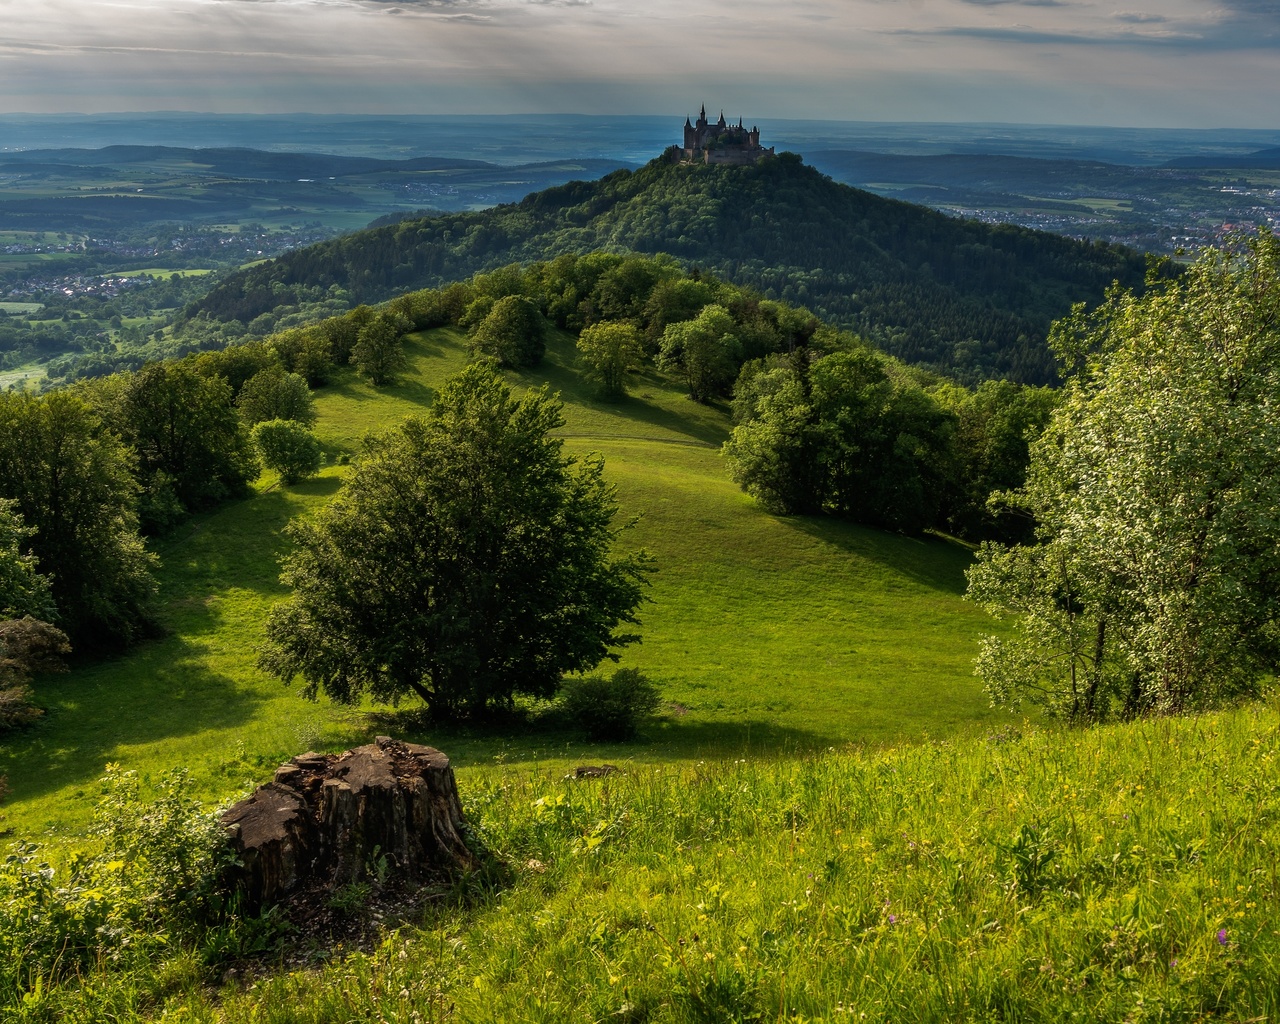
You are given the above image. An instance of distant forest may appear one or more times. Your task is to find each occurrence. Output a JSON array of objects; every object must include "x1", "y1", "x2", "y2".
[{"x1": 188, "y1": 153, "x2": 1149, "y2": 384}]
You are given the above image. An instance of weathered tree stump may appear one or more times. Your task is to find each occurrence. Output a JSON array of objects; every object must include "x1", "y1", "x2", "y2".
[{"x1": 221, "y1": 737, "x2": 477, "y2": 912}]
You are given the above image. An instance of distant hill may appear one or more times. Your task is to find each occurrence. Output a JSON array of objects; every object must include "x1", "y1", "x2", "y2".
[
  {"x1": 0, "y1": 146, "x2": 496, "y2": 178},
  {"x1": 188, "y1": 153, "x2": 1146, "y2": 384},
  {"x1": 0, "y1": 147, "x2": 637, "y2": 231},
  {"x1": 1165, "y1": 147, "x2": 1280, "y2": 170}
]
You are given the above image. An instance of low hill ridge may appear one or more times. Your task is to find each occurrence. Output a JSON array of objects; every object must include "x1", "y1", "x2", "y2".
[{"x1": 188, "y1": 153, "x2": 1147, "y2": 383}]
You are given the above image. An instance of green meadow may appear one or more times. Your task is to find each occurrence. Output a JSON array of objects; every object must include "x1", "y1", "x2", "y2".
[
  {"x1": 166, "y1": 704, "x2": 1280, "y2": 1023},
  {"x1": 5, "y1": 326, "x2": 1280, "y2": 1024},
  {"x1": 1, "y1": 327, "x2": 1007, "y2": 840}
]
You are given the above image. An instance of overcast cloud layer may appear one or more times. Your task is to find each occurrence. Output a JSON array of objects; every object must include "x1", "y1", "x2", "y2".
[{"x1": 1, "y1": 0, "x2": 1276, "y2": 125}]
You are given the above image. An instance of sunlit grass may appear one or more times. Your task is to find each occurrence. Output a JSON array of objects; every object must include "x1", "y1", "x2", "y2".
[
  {"x1": 1, "y1": 328, "x2": 1006, "y2": 839},
  {"x1": 35, "y1": 703, "x2": 1280, "y2": 1023}
]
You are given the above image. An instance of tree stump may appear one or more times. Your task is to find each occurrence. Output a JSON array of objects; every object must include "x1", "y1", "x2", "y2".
[{"x1": 221, "y1": 737, "x2": 478, "y2": 913}]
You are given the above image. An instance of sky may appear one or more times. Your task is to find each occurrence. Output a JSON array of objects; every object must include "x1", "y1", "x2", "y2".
[{"x1": 1, "y1": 0, "x2": 1277, "y2": 127}]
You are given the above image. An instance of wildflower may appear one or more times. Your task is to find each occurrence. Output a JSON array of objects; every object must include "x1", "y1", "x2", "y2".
[
  {"x1": 1217, "y1": 928, "x2": 1228, "y2": 946},
  {"x1": 887, "y1": 915, "x2": 897, "y2": 925}
]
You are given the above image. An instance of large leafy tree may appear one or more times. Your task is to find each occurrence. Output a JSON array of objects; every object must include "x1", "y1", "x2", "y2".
[
  {"x1": 236, "y1": 365, "x2": 316, "y2": 426},
  {"x1": 88, "y1": 362, "x2": 259, "y2": 527},
  {"x1": 252, "y1": 420, "x2": 323, "y2": 485},
  {"x1": 659, "y1": 303, "x2": 741, "y2": 402},
  {"x1": 259, "y1": 361, "x2": 652, "y2": 718},
  {"x1": 469, "y1": 294, "x2": 547, "y2": 368},
  {"x1": 0, "y1": 499, "x2": 54, "y2": 622},
  {"x1": 0, "y1": 392, "x2": 156, "y2": 646},
  {"x1": 968, "y1": 232, "x2": 1280, "y2": 721},
  {"x1": 577, "y1": 321, "x2": 645, "y2": 399},
  {"x1": 351, "y1": 311, "x2": 409, "y2": 385}
]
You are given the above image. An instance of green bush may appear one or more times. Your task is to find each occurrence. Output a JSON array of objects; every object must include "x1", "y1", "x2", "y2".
[
  {"x1": 558, "y1": 667, "x2": 662, "y2": 741},
  {"x1": 252, "y1": 419, "x2": 324, "y2": 485},
  {"x1": 0, "y1": 766, "x2": 236, "y2": 1013}
]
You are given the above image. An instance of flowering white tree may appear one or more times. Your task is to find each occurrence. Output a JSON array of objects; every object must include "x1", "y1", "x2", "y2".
[{"x1": 968, "y1": 231, "x2": 1280, "y2": 721}]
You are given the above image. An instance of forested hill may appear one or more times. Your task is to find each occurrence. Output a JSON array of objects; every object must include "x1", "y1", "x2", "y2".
[{"x1": 188, "y1": 153, "x2": 1147, "y2": 383}]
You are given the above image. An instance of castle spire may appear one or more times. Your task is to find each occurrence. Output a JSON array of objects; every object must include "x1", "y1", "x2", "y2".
[{"x1": 700, "y1": 103, "x2": 706, "y2": 119}]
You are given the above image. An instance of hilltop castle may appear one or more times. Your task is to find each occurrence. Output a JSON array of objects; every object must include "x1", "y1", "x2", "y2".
[{"x1": 669, "y1": 106, "x2": 775, "y2": 166}]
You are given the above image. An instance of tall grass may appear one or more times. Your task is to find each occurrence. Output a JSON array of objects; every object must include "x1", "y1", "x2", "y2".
[{"x1": 12, "y1": 703, "x2": 1276, "y2": 1022}]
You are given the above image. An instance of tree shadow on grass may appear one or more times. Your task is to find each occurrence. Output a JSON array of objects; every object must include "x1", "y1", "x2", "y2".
[
  {"x1": 322, "y1": 373, "x2": 439, "y2": 411},
  {"x1": 284, "y1": 474, "x2": 343, "y2": 500},
  {"x1": 0, "y1": 636, "x2": 267, "y2": 806},
  {"x1": 785, "y1": 515, "x2": 975, "y2": 597},
  {"x1": 521, "y1": 354, "x2": 731, "y2": 448},
  {"x1": 356, "y1": 708, "x2": 844, "y2": 768}
]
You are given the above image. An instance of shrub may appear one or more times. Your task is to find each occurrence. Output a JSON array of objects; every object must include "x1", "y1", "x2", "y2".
[
  {"x1": 252, "y1": 419, "x2": 324, "y2": 485},
  {"x1": 0, "y1": 766, "x2": 236, "y2": 1012},
  {"x1": 0, "y1": 616, "x2": 70, "y2": 732},
  {"x1": 558, "y1": 667, "x2": 662, "y2": 741},
  {"x1": 236, "y1": 365, "x2": 316, "y2": 426}
]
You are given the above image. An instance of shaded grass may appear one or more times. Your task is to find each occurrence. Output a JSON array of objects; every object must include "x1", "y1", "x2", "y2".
[{"x1": 1, "y1": 327, "x2": 1009, "y2": 838}]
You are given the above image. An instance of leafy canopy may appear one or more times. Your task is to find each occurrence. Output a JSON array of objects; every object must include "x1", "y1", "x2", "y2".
[
  {"x1": 968, "y1": 231, "x2": 1280, "y2": 721},
  {"x1": 0, "y1": 500, "x2": 54, "y2": 622},
  {"x1": 0, "y1": 391, "x2": 156, "y2": 647},
  {"x1": 577, "y1": 321, "x2": 645, "y2": 399},
  {"x1": 236, "y1": 365, "x2": 316, "y2": 426},
  {"x1": 259, "y1": 361, "x2": 652, "y2": 718},
  {"x1": 251, "y1": 419, "x2": 323, "y2": 485}
]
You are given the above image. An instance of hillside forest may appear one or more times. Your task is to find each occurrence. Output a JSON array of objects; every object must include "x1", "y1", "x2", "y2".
[
  {"x1": 188, "y1": 155, "x2": 1148, "y2": 385},
  {"x1": 1, "y1": 196, "x2": 1278, "y2": 1018}
]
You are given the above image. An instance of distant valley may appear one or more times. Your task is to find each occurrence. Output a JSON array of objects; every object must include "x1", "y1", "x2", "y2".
[{"x1": 3, "y1": 114, "x2": 1280, "y2": 392}]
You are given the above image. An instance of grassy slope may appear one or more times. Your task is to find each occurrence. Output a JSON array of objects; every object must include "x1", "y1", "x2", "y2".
[
  {"x1": 34, "y1": 703, "x2": 1280, "y2": 1023},
  {"x1": 0, "y1": 328, "x2": 1006, "y2": 838},
  {"x1": 220, "y1": 705, "x2": 1280, "y2": 1024}
]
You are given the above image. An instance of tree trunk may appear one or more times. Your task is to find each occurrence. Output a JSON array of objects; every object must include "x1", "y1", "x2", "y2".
[{"x1": 221, "y1": 737, "x2": 477, "y2": 913}]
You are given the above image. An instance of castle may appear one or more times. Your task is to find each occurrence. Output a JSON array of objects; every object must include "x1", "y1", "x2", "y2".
[{"x1": 669, "y1": 106, "x2": 775, "y2": 166}]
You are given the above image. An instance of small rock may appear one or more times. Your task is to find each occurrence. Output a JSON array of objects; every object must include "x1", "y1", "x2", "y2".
[{"x1": 566, "y1": 764, "x2": 619, "y2": 780}]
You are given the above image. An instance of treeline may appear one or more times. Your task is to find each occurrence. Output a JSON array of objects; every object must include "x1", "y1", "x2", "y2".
[
  {"x1": 350, "y1": 252, "x2": 1059, "y2": 540},
  {"x1": 3, "y1": 251, "x2": 1056, "y2": 688},
  {"x1": 188, "y1": 153, "x2": 1149, "y2": 384},
  {"x1": 0, "y1": 337, "x2": 330, "y2": 659}
]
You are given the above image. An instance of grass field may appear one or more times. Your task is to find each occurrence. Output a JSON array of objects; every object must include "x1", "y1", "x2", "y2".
[
  {"x1": 110, "y1": 268, "x2": 214, "y2": 279},
  {"x1": 5, "y1": 326, "x2": 1279, "y2": 1024},
  {"x1": 0, "y1": 327, "x2": 1007, "y2": 840},
  {"x1": 0, "y1": 361, "x2": 48, "y2": 390},
  {"x1": 0, "y1": 301, "x2": 43, "y2": 314},
  {"x1": 180, "y1": 704, "x2": 1280, "y2": 1023}
]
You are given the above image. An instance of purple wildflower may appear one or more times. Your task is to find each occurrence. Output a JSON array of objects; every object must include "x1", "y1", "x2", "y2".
[
  {"x1": 888, "y1": 914, "x2": 897, "y2": 925},
  {"x1": 1217, "y1": 929, "x2": 1228, "y2": 946}
]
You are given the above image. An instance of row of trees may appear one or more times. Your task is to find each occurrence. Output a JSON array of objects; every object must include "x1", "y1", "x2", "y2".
[
  {"x1": 725, "y1": 351, "x2": 1056, "y2": 538},
  {"x1": 242, "y1": 253, "x2": 1054, "y2": 542},
  {"x1": 0, "y1": 338, "x2": 329, "y2": 650}
]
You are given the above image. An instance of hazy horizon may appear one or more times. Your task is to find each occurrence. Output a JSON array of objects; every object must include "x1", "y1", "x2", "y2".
[{"x1": 3, "y1": 1, "x2": 1277, "y2": 129}]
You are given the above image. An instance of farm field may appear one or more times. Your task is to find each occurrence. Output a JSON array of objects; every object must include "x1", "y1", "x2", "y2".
[{"x1": 0, "y1": 327, "x2": 1008, "y2": 840}]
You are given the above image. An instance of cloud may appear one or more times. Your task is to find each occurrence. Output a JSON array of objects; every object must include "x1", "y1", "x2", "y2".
[
  {"x1": 0, "y1": 0, "x2": 1276, "y2": 127},
  {"x1": 954, "y1": 0, "x2": 1067, "y2": 6},
  {"x1": 1113, "y1": 12, "x2": 1167, "y2": 25}
]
